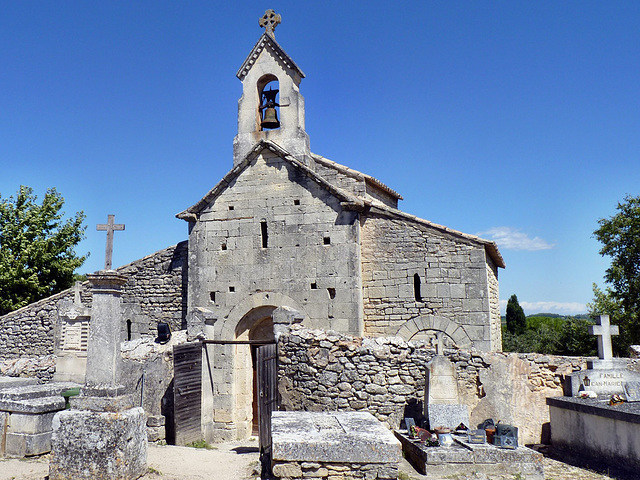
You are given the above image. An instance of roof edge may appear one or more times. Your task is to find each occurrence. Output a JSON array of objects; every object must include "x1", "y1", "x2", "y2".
[
  {"x1": 236, "y1": 33, "x2": 305, "y2": 81},
  {"x1": 367, "y1": 204, "x2": 505, "y2": 268}
]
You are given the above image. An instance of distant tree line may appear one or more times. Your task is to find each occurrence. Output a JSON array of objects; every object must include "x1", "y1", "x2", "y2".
[{"x1": 502, "y1": 295, "x2": 597, "y2": 356}]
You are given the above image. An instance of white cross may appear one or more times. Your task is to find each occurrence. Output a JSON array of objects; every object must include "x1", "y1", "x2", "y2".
[{"x1": 589, "y1": 314, "x2": 619, "y2": 360}]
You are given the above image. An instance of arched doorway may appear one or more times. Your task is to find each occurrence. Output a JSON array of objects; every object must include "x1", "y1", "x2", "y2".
[{"x1": 234, "y1": 307, "x2": 276, "y2": 437}]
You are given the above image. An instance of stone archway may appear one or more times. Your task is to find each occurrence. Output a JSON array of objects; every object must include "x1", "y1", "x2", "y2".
[
  {"x1": 395, "y1": 316, "x2": 472, "y2": 350},
  {"x1": 234, "y1": 307, "x2": 276, "y2": 437}
]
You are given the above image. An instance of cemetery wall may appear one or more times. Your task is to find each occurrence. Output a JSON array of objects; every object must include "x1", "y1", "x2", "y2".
[
  {"x1": 0, "y1": 242, "x2": 187, "y2": 378},
  {"x1": 360, "y1": 214, "x2": 498, "y2": 351},
  {"x1": 278, "y1": 325, "x2": 589, "y2": 445}
]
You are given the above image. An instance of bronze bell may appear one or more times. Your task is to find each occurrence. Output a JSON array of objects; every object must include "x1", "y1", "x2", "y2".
[
  {"x1": 261, "y1": 107, "x2": 280, "y2": 129},
  {"x1": 260, "y1": 87, "x2": 280, "y2": 129}
]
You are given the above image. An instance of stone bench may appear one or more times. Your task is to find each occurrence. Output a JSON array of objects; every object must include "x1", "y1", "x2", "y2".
[{"x1": 271, "y1": 411, "x2": 400, "y2": 480}]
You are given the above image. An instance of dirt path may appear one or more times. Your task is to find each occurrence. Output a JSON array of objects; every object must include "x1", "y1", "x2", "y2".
[
  {"x1": 0, "y1": 439, "x2": 260, "y2": 480},
  {"x1": 0, "y1": 441, "x2": 634, "y2": 480}
]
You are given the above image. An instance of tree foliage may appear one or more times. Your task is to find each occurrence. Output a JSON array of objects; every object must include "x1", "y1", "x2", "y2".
[
  {"x1": 0, "y1": 186, "x2": 87, "y2": 315},
  {"x1": 502, "y1": 316, "x2": 596, "y2": 356},
  {"x1": 506, "y1": 294, "x2": 526, "y2": 335},
  {"x1": 589, "y1": 194, "x2": 640, "y2": 354}
]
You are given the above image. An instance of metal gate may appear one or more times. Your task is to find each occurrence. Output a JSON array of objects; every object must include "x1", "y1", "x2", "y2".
[
  {"x1": 173, "y1": 341, "x2": 202, "y2": 445},
  {"x1": 257, "y1": 342, "x2": 278, "y2": 457}
]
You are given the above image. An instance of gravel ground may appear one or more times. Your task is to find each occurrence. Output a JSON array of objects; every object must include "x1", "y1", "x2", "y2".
[{"x1": 0, "y1": 441, "x2": 635, "y2": 480}]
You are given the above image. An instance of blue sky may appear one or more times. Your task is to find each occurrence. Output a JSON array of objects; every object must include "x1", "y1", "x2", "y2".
[{"x1": 1, "y1": 2, "x2": 638, "y2": 316}]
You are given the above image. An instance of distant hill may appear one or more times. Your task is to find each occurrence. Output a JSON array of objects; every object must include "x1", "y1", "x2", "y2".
[{"x1": 527, "y1": 313, "x2": 590, "y2": 320}]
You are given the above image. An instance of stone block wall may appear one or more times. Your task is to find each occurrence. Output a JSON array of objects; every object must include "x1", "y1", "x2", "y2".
[
  {"x1": 278, "y1": 326, "x2": 589, "y2": 445},
  {"x1": 188, "y1": 150, "x2": 363, "y2": 337},
  {"x1": 360, "y1": 213, "x2": 498, "y2": 351}
]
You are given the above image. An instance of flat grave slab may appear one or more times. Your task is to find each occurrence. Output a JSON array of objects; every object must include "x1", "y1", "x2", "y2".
[
  {"x1": 271, "y1": 412, "x2": 400, "y2": 480},
  {"x1": 395, "y1": 430, "x2": 543, "y2": 480}
]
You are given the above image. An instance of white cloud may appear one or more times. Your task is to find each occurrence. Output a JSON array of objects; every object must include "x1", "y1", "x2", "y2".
[
  {"x1": 477, "y1": 227, "x2": 554, "y2": 251},
  {"x1": 499, "y1": 299, "x2": 587, "y2": 316}
]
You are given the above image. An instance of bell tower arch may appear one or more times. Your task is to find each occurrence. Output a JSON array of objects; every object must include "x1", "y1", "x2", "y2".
[{"x1": 234, "y1": 9, "x2": 311, "y2": 166}]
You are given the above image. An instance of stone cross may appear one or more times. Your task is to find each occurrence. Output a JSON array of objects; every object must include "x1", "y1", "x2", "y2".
[
  {"x1": 259, "y1": 9, "x2": 281, "y2": 37},
  {"x1": 96, "y1": 214, "x2": 125, "y2": 270},
  {"x1": 589, "y1": 314, "x2": 619, "y2": 360},
  {"x1": 73, "y1": 280, "x2": 82, "y2": 305}
]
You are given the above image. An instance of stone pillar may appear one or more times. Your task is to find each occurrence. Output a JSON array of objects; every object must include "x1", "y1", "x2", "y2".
[
  {"x1": 49, "y1": 270, "x2": 147, "y2": 480},
  {"x1": 84, "y1": 272, "x2": 127, "y2": 386}
]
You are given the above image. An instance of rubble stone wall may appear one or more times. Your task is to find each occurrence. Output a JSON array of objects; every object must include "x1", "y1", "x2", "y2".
[
  {"x1": 278, "y1": 326, "x2": 590, "y2": 445},
  {"x1": 0, "y1": 242, "x2": 187, "y2": 377}
]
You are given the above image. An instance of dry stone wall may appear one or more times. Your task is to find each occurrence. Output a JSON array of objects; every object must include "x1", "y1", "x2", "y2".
[{"x1": 278, "y1": 326, "x2": 590, "y2": 445}]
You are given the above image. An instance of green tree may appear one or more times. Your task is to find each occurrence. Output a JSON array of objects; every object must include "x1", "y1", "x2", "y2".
[
  {"x1": 590, "y1": 194, "x2": 640, "y2": 354},
  {"x1": 506, "y1": 294, "x2": 526, "y2": 335},
  {"x1": 0, "y1": 186, "x2": 87, "y2": 315}
]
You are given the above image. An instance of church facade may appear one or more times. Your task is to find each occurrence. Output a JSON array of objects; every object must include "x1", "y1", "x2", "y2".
[
  {"x1": 0, "y1": 12, "x2": 504, "y2": 444},
  {"x1": 176, "y1": 18, "x2": 504, "y2": 441}
]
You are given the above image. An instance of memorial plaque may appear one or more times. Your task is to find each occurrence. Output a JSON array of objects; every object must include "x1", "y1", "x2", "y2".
[
  {"x1": 467, "y1": 429, "x2": 486, "y2": 444},
  {"x1": 62, "y1": 321, "x2": 89, "y2": 351},
  {"x1": 404, "y1": 418, "x2": 416, "y2": 431},
  {"x1": 624, "y1": 381, "x2": 640, "y2": 402},
  {"x1": 498, "y1": 435, "x2": 518, "y2": 449}
]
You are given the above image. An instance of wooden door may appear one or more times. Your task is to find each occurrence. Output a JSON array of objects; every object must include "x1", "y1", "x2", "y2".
[
  {"x1": 173, "y1": 341, "x2": 202, "y2": 445},
  {"x1": 256, "y1": 343, "x2": 278, "y2": 456}
]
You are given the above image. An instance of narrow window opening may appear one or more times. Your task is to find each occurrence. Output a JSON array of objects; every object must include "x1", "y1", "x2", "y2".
[
  {"x1": 414, "y1": 273, "x2": 422, "y2": 302},
  {"x1": 221, "y1": 242, "x2": 227, "y2": 251},
  {"x1": 310, "y1": 282, "x2": 318, "y2": 290},
  {"x1": 327, "y1": 288, "x2": 336, "y2": 299},
  {"x1": 229, "y1": 286, "x2": 235, "y2": 293},
  {"x1": 228, "y1": 205, "x2": 234, "y2": 211},
  {"x1": 261, "y1": 221, "x2": 268, "y2": 248},
  {"x1": 323, "y1": 236, "x2": 331, "y2": 245},
  {"x1": 294, "y1": 199, "x2": 300, "y2": 205},
  {"x1": 209, "y1": 292, "x2": 216, "y2": 303},
  {"x1": 126, "y1": 319, "x2": 132, "y2": 341}
]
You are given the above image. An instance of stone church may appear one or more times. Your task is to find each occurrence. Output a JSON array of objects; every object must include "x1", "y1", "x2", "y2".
[{"x1": 0, "y1": 11, "x2": 504, "y2": 444}]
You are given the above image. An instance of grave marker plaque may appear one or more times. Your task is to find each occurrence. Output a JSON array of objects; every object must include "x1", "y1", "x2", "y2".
[{"x1": 624, "y1": 381, "x2": 640, "y2": 402}]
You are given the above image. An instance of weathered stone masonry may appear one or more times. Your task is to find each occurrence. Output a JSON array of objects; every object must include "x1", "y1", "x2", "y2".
[
  {"x1": 360, "y1": 213, "x2": 501, "y2": 351},
  {"x1": 278, "y1": 325, "x2": 590, "y2": 445},
  {"x1": 0, "y1": 242, "x2": 187, "y2": 378}
]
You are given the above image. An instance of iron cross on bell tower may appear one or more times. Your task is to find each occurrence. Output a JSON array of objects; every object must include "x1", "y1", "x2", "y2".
[{"x1": 96, "y1": 214, "x2": 125, "y2": 270}]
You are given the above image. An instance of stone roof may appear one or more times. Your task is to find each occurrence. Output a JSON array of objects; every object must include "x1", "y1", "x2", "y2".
[
  {"x1": 176, "y1": 140, "x2": 365, "y2": 222},
  {"x1": 236, "y1": 33, "x2": 305, "y2": 81},
  {"x1": 311, "y1": 154, "x2": 403, "y2": 200}
]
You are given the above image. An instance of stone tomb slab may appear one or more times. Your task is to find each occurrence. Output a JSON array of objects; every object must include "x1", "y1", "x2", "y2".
[
  {"x1": 395, "y1": 430, "x2": 543, "y2": 479},
  {"x1": 271, "y1": 411, "x2": 400, "y2": 479}
]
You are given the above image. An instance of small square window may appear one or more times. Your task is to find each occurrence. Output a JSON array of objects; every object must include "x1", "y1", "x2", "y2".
[
  {"x1": 310, "y1": 282, "x2": 318, "y2": 290},
  {"x1": 209, "y1": 292, "x2": 216, "y2": 302},
  {"x1": 294, "y1": 199, "x2": 300, "y2": 205},
  {"x1": 323, "y1": 236, "x2": 331, "y2": 245},
  {"x1": 221, "y1": 243, "x2": 227, "y2": 251},
  {"x1": 228, "y1": 205, "x2": 234, "y2": 211},
  {"x1": 229, "y1": 286, "x2": 235, "y2": 292}
]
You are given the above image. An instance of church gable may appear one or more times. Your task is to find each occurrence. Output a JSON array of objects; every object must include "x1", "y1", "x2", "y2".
[{"x1": 185, "y1": 144, "x2": 364, "y2": 335}]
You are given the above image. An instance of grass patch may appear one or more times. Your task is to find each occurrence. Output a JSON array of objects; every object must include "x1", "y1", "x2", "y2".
[
  {"x1": 186, "y1": 439, "x2": 217, "y2": 450},
  {"x1": 147, "y1": 466, "x2": 162, "y2": 476}
]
